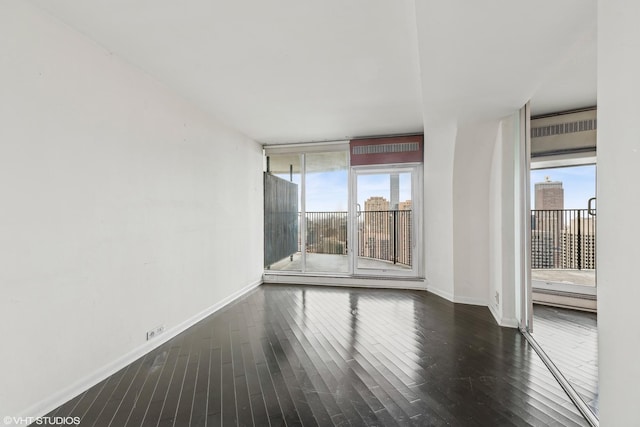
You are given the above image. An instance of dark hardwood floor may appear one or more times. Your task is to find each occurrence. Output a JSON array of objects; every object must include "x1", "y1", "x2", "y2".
[
  {"x1": 44, "y1": 285, "x2": 588, "y2": 426},
  {"x1": 532, "y1": 304, "x2": 598, "y2": 416}
]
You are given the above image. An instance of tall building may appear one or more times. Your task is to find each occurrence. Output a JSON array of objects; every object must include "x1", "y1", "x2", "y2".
[
  {"x1": 397, "y1": 200, "x2": 412, "y2": 265},
  {"x1": 362, "y1": 197, "x2": 390, "y2": 260},
  {"x1": 399, "y1": 200, "x2": 412, "y2": 210},
  {"x1": 562, "y1": 217, "x2": 597, "y2": 269},
  {"x1": 360, "y1": 197, "x2": 413, "y2": 265},
  {"x1": 390, "y1": 174, "x2": 399, "y2": 210},
  {"x1": 364, "y1": 196, "x2": 389, "y2": 212},
  {"x1": 535, "y1": 178, "x2": 564, "y2": 210},
  {"x1": 533, "y1": 178, "x2": 564, "y2": 268}
]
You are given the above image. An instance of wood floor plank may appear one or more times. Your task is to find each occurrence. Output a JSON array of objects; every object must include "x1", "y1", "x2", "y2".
[{"x1": 43, "y1": 284, "x2": 590, "y2": 426}]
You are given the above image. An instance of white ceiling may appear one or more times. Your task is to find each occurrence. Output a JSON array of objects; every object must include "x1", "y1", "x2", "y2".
[{"x1": 30, "y1": 0, "x2": 596, "y2": 143}]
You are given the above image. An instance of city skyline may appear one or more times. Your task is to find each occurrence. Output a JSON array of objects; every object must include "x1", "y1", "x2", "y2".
[
  {"x1": 276, "y1": 170, "x2": 412, "y2": 212},
  {"x1": 280, "y1": 164, "x2": 595, "y2": 212},
  {"x1": 531, "y1": 164, "x2": 595, "y2": 210}
]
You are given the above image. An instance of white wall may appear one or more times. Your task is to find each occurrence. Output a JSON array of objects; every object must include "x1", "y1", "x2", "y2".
[
  {"x1": 0, "y1": 1, "x2": 263, "y2": 418},
  {"x1": 424, "y1": 118, "x2": 517, "y2": 313},
  {"x1": 597, "y1": 0, "x2": 640, "y2": 423},
  {"x1": 488, "y1": 114, "x2": 519, "y2": 327},
  {"x1": 452, "y1": 120, "x2": 500, "y2": 306},
  {"x1": 423, "y1": 123, "x2": 457, "y2": 300}
]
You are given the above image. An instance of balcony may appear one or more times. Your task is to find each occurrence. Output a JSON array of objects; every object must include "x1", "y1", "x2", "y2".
[
  {"x1": 270, "y1": 208, "x2": 597, "y2": 308},
  {"x1": 531, "y1": 209, "x2": 596, "y2": 311},
  {"x1": 268, "y1": 210, "x2": 412, "y2": 273}
]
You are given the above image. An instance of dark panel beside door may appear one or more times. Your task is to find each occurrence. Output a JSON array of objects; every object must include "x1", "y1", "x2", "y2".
[{"x1": 264, "y1": 173, "x2": 298, "y2": 267}]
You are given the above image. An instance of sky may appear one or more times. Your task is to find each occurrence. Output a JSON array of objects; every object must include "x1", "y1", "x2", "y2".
[
  {"x1": 275, "y1": 170, "x2": 412, "y2": 211},
  {"x1": 531, "y1": 165, "x2": 596, "y2": 209},
  {"x1": 356, "y1": 173, "x2": 411, "y2": 208},
  {"x1": 277, "y1": 164, "x2": 595, "y2": 212},
  {"x1": 306, "y1": 170, "x2": 348, "y2": 211}
]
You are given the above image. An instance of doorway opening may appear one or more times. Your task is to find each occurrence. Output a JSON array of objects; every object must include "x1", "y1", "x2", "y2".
[
  {"x1": 524, "y1": 108, "x2": 599, "y2": 423},
  {"x1": 530, "y1": 164, "x2": 596, "y2": 310},
  {"x1": 352, "y1": 166, "x2": 421, "y2": 277}
]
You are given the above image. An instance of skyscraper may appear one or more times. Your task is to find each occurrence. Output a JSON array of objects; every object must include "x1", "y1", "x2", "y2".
[
  {"x1": 535, "y1": 177, "x2": 564, "y2": 210},
  {"x1": 562, "y1": 217, "x2": 596, "y2": 269},
  {"x1": 533, "y1": 178, "x2": 564, "y2": 268},
  {"x1": 390, "y1": 174, "x2": 399, "y2": 210},
  {"x1": 362, "y1": 196, "x2": 390, "y2": 260},
  {"x1": 399, "y1": 200, "x2": 412, "y2": 211},
  {"x1": 364, "y1": 196, "x2": 389, "y2": 212}
]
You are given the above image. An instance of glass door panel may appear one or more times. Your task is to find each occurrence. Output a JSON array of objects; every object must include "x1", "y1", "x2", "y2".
[
  {"x1": 530, "y1": 164, "x2": 597, "y2": 298},
  {"x1": 353, "y1": 167, "x2": 419, "y2": 276},
  {"x1": 305, "y1": 151, "x2": 349, "y2": 273}
]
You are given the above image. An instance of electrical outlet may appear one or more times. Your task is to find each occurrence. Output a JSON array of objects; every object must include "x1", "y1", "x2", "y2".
[
  {"x1": 495, "y1": 291, "x2": 500, "y2": 305},
  {"x1": 146, "y1": 325, "x2": 165, "y2": 341}
]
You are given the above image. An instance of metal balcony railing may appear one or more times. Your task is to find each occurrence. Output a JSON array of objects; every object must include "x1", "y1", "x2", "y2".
[
  {"x1": 357, "y1": 210, "x2": 412, "y2": 266},
  {"x1": 531, "y1": 209, "x2": 596, "y2": 270},
  {"x1": 304, "y1": 211, "x2": 348, "y2": 255},
  {"x1": 299, "y1": 210, "x2": 413, "y2": 267},
  {"x1": 299, "y1": 209, "x2": 593, "y2": 272}
]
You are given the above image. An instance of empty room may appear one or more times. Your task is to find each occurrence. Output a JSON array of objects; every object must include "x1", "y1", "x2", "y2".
[{"x1": 2, "y1": 1, "x2": 638, "y2": 426}]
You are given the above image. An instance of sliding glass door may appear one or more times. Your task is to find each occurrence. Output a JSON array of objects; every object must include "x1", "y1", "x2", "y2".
[
  {"x1": 352, "y1": 165, "x2": 421, "y2": 277},
  {"x1": 265, "y1": 140, "x2": 423, "y2": 280},
  {"x1": 265, "y1": 149, "x2": 349, "y2": 274}
]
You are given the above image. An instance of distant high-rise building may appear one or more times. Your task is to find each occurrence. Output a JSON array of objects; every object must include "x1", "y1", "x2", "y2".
[
  {"x1": 562, "y1": 217, "x2": 596, "y2": 269},
  {"x1": 535, "y1": 178, "x2": 564, "y2": 210},
  {"x1": 360, "y1": 196, "x2": 413, "y2": 266},
  {"x1": 362, "y1": 197, "x2": 390, "y2": 260},
  {"x1": 397, "y1": 200, "x2": 412, "y2": 265},
  {"x1": 390, "y1": 174, "x2": 399, "y2": 210},
  {"x1": 399, "y1": 200, "x2": 412, "y2": 211},
  {"x1": 533, "y1": 178, "x2": 564, "y2": 268},
  {"x1": 531, "y1": 230, "x2": 555, "y2": 268},
  {"x1": 364, "y1": 196, "x2": 389, "y2": 212}
]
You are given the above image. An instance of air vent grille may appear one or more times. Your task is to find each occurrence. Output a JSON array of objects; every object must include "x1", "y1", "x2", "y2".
[
  {"x1": 349, "y1": 135, "x2": 423, "y2": 166},
  {"x1": 352, "y1": 142, "x2": 419, "y2": 155},
  {"x1": 531, "y1": 119, "x2": 597, "y2": 138}
]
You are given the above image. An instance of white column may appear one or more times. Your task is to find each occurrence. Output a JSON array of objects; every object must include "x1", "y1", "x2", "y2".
[{"x1": 597, "y1": 0, "x2": 640, "y2": 423}]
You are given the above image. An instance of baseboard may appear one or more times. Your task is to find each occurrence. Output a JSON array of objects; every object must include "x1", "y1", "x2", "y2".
[
  {"x1": 452, "y1": 295, "x2": 489, "y2": 306},
  {"x1": 19, "y1": 279, "x2": 262, "y2": 424},
  {"x1": 488, "y1": 303, "x2": 519, "y2": 328},
  {"x1": 424, "y1": 284, "x2": 454, "y2": 302},
  {"x1": 264, "y1": 273, "x2": 427, "y2": 290},
  {"x1": 423, "y1": 284, "x2": 488, "y2": 307}
]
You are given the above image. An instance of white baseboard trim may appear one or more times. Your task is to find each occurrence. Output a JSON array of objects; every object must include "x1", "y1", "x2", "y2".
[
  {"x1": 19, "y1": 279, "x2": 262, "y2": 424},
  {"x1": 424, "y1": 284, "x2": 454, "y2": 302},
  {"x1": 452, "y1": 295, "x2": 488, "y2": 306},
  {"x1": 423, "y1": 284, "x2": 488, "y2": 307},
  {"x1": 488, "y1": 303, "x2": 519, "y2": 328},
  {"x1": 264, "y1": 273, "x2": 427, "y2": 291}
]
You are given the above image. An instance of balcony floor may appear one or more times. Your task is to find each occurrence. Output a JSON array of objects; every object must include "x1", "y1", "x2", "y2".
[
  {"x1": 268, "y1": 252, "x2": 411, "y2": 274},
  {"x1": 533, "y1": 304, "x2": 598, "y2": 417},
  {"x1": 532, "y1": 269, "x2": 595, "y2": 287},
  {"x1": 532, "y1": 269, "x2": 596, "y2": 311}
]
